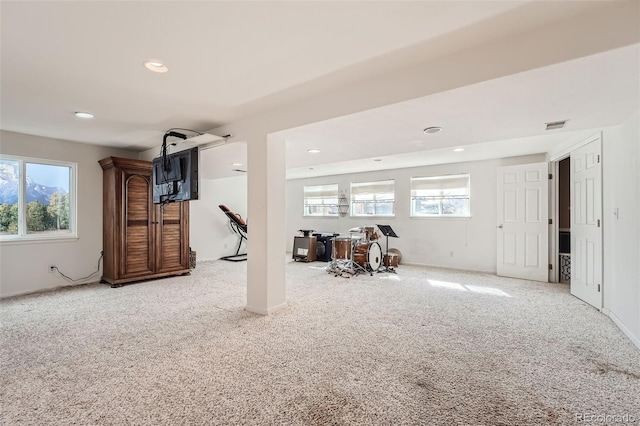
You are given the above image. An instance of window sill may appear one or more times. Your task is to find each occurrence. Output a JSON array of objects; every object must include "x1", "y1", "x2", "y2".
[
  {"x1": 0, "y1": 235, "x2": 79, "y2": 245},
  {"x1": 410, "y1": 216, "x2": 471, "y2": 220},
  {"x1": 350, "y1": 215, "x2": 396, "y2": 219}
]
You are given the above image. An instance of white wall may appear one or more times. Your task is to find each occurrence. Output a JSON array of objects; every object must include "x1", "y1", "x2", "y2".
[
  {"x1": 603, "y1": 110, "x2": 640, "y2": 347},
  {"x1": 141, "y1": 141, "x2": 250, "y2": 262},
  {"x1": 286, "y1": 154, "x2": 545, "y2": 273},
  {"x1": 0, "y1": 131, "x2": 137, "y2": 297},
  {"x1": 189, "y1": 175, "x2": 247, "y2": 262}
]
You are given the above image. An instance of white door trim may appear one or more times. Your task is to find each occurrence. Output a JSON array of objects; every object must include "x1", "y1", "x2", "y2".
[
  {"x1": 550, "y1": 133, "x2": 602, "y2": 162},
  {"x1": 548, "y1": 132, "x2": 602, "y2": 285},
  {"x1": 549, "y1": 160, "x2": 559, "y2": 283}
]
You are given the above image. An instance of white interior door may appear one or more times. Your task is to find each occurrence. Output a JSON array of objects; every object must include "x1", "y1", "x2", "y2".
[
  {"x1": 497, "y1": 162, "x2": 549, "y2": 281},
  {"x1": 571, "y1": 136, "x2": 602, "y2": 309}
]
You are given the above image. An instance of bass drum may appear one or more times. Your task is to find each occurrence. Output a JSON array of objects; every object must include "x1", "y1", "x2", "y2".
[{"x1": 353, "y1": 242, "x2": 382, "y2": 271}]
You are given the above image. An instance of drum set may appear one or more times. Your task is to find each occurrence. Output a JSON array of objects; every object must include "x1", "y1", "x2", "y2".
[{"x1": 327, "y1": 226, "x2": 382, "y2": 277}]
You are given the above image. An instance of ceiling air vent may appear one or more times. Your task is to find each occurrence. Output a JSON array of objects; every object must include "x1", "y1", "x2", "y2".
[{"x1": 545, "y1": 120, "x2": 568, "y2": 130}]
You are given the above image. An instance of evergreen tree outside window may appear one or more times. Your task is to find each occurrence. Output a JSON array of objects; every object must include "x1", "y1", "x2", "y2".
[{"x1": 0, "y1": 156, "x2": 76, "y2": 240}]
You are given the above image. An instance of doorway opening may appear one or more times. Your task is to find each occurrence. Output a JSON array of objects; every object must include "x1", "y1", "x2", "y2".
[
  {"x1": 557, "y1": 157, "x2": 571, "y2": 283},
  {"x1": 549, "y1": 133, "x2": 603, "y2": 309}
]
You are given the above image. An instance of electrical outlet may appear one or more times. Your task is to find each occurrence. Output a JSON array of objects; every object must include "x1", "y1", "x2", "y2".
[{"x1": 48, "y1": 265, "x2": 56, "y2": 273}]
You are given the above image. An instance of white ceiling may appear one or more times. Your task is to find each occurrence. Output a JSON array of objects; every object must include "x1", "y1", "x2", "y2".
[
  {"x1": 1, "y1": 1, "x2": 639, "y2": 180},
  {"x1": 283, "y1": 44, "x2": 640, "y2": 179}
]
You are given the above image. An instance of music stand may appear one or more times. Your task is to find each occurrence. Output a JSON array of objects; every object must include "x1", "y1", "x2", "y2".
[{"x1": 376, "y1": 224, "x2": 398, "y2": 273}]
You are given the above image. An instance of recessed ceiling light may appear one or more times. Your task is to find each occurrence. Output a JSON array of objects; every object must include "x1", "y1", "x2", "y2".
[
  {"x1": 453, "y1": 148, "x2": 464, "y2": 152},
  {"x1": 232, "y1": 162, "x2": 243, "y2": 167},
  {"x1": 144, "y1": 60, "x2": 168, "y2": 73},
  {"x1": 74, "y1": 111, "x2": 94, "y2": 119},
  {"x1": 423, "y1": 126, "x2": 442, "y2": 134},
  {"x1": 308, "y1": 149, "x2": 321, "y2": 153}
]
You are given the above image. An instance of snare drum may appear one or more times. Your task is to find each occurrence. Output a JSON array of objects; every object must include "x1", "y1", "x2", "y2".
[
  {"x1": 353, "y1": 242, "x2": 382, "y2": 271},
  {"x1": 363, "y1": 226, "x2": 379, "y2": 241},
  {"x1": 333, "y1": 237, "x2": 352, "y2": 260}
]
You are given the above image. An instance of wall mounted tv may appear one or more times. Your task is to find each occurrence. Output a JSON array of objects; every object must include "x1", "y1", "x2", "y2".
[{"x1": 152, "y1": 147, "x2": 199, "y2": 204}]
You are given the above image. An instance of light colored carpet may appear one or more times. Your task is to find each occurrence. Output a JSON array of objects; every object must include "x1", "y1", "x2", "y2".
[{"x1": 1, "y1": 260, "x2": 639, "y2": 425}]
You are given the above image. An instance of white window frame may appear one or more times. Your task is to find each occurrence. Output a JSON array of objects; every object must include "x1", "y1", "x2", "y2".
[
  {"x1": 303, "y1": 184, "x2": 339, "y2": 217},
  {"x1": 350, "y1": 179, "x2": 395, "y2": 217},
  {"x1": 0, "y1": 155, "x2": 77, "y2": 241},
  {"x1": 410, "y1": 173, "x2": 470, "y2": 218}
]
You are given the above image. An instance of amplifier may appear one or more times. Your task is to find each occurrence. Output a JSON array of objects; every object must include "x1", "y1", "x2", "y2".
[
  {"x1": 292, "y1": 236, "x2": 317, "y2": 262},
  {"x1": 313, "y1": 233, "x2": 334, "y2": 262}
]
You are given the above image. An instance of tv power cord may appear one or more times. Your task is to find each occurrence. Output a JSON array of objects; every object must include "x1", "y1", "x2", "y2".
[{"x1": 50, "y1": 252, "x2": 103, "y2": 283}]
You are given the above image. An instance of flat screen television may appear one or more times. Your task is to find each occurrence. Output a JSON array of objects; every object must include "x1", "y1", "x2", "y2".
[{"x1": 152, "y1": 147, "x2": 199, "y2": 204}]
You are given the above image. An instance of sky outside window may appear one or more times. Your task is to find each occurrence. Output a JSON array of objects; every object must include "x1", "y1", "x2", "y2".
[{"x1": 26, "y1": 163, "x2": 70, "y2": 191}]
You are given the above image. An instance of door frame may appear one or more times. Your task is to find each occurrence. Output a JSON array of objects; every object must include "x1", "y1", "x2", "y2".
[
  {"x1": 548, "y1": 132, "x2": 603, "y2": 295},
  {"x1": 549, "y1": 158, "x2": 562, "y2": 283}
]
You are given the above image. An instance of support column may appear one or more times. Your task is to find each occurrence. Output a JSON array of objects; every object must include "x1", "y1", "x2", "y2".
[{"x1": 245, "y1": 133, "x2": 287, "y2": 314}]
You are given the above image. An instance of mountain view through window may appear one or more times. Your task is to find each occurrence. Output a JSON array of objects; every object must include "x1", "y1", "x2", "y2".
[{"x1": 0, "y1": 159, "x2": 71, "y2": 236}]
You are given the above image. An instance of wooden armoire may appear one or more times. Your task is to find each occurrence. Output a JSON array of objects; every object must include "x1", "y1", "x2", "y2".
[{"x1": 99, "y1": 157, "x2": 190, "y2": 286}]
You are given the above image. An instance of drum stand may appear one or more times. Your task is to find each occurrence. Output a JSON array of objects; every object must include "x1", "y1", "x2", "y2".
[
  {"x1": 326, "y1": 240, "x2": 369, "y2": 278},
  {"x1": 327, "y1": 256, "x2": 368, "y2": 278},
  {"x1": 376, "y1": 224, "x2": 398, "y2": 274}
]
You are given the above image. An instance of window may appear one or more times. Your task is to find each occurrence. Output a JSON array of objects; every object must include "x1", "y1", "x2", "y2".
[
  {"x1": 303, "y1": 184, "x2": 339, "y2": 217},
  {"x1": 0, "y1": 155, "x2": 76, "y2": 240},
  {"x1": 411, "y1": 174, "x2": 470, "y2": 217},
  {"x1": 350, "y1": 179, "x2": 395, "y2": 217}
]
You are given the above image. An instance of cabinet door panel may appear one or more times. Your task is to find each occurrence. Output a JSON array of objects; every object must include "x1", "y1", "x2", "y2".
[
  {"x1": 155, "y1": 202, "x2": 189, "y2": 273},
  {"x1": 124, "y1": 174, "x2": 154, "y2": 277}
]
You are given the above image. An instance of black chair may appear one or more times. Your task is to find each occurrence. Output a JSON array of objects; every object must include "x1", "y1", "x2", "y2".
[{"x1": 219, "y1": 205, "x2": 248, "y2": 261}]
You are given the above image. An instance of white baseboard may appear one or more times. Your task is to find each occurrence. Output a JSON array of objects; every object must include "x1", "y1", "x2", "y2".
[
  {"x1": 245, "y1": 301, "x2": 288, "y2": 316},
  {"x1": 400, "y1": 261, "x2": 494, "y2": 274},
  {"x1": 602, "y1": 308, "x2": 640, "y2": 350},
  {"x1": 0, "y1": 280, "x2": 98, "y2": 299}
]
